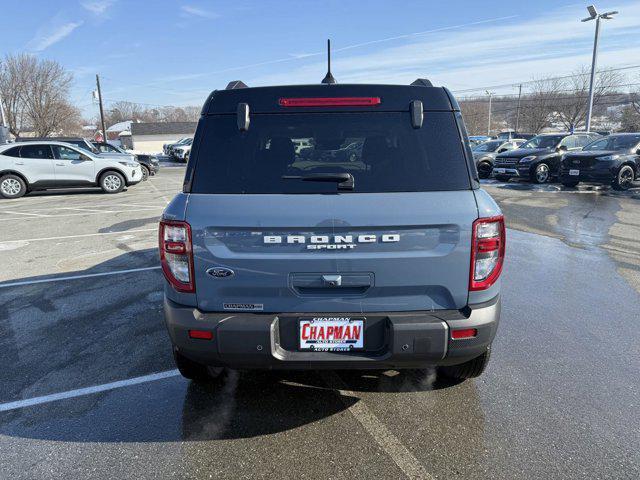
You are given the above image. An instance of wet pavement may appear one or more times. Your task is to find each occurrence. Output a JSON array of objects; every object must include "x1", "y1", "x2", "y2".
[{"x1": 0, "y1": 170, "x2": 639, "y2": 479}]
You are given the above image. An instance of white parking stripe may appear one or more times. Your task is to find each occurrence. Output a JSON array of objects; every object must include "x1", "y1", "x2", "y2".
[
  {"x1": 0, "y1": 207, "x2": 164, "y2": 221},
  {"x1": 0, "y1": 266, "x2": 161, "y2": 288},
  {"x1": 0, "y1": 228, "x2": 158, "y2": 244},
  {"x1": 0, "y1": 210, "x2": 52, "y2": 217},
  {"x1": 0, "y1": 370, "x2": 180, "y2": 413},
  {"x1": 323, "y1": 372, "x2": 433, "y2": 480}
]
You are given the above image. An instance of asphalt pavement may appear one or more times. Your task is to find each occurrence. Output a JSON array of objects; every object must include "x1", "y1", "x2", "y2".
[{"x1": 0, "y1": 170, "x2": 638, "y2": 479}]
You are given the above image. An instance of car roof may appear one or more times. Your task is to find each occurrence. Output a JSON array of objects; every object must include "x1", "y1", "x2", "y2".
[
  {"x1": 1, "y1": 140, "x2": 94, "y2": 150},
  {"x1": 203, "y1": 83, "x2": 458, "y2": 114}
]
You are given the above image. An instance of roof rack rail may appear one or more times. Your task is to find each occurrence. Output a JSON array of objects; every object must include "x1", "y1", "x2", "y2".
[
  {"x1": 226, "y1": 80, "x2": 248, "y2": 90},
  {"x1": 411, "y1": 78, "x2": 433, "y2": 87}
]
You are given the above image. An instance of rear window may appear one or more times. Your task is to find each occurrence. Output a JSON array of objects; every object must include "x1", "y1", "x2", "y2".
[{"x1": 191, "y1": 112, "x2": 470, "y2": 194}]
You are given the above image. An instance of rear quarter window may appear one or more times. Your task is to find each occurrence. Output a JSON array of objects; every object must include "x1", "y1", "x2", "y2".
[{"x1": 191, "y1": 112, "x2": 470, "y2": 194}]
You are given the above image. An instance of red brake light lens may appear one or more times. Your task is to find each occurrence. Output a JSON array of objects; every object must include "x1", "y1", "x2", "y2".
[
  {"x1": 278, "y1": 97, "x2": 381, "y2": 107},
  {"x1": 451, "y1": 328, "x2": 478, "y2": 340},
  {"x1": 159, "y1": 220, "x2": 195, "y2": 293},
  {"x1": 188, "y1": 329, "x2": 213, "y2": 340},
  {"x1": 470, "y1": 215, "x2": 505, "y2": 291}
]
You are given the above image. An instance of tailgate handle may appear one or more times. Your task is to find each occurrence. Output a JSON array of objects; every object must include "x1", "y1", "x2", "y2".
[
  {"x1": 291, "y1": 273, "x2": 373, "y2": 291},
  {"x1": 322, "y1": 275, "x2": 342, "y2": 287}
]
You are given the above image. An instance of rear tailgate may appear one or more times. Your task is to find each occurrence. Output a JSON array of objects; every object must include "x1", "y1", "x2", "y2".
[{"x1": 188, "y1": 191, "x2": 477, "y2": 313}]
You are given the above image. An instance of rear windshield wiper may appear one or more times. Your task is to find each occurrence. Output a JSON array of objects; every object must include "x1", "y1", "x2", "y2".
[{"x1": 282, "y1": 173, "x2": 354, "y2": 191}]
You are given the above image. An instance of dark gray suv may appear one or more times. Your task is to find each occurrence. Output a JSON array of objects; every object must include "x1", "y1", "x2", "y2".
[{"x1": 159, "y1": 80, "x2": 505, "y2": 383}]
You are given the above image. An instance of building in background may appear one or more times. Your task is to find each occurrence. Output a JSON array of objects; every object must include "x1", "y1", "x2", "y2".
[{"x1": 130, "y1": 121, "x2": 197, "y2": 154}]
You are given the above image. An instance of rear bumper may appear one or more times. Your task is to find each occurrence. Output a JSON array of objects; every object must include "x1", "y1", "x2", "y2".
[
  {"x1": 164, "y1": 297, "x2": 501, "y2": 369},
  {"x1": 559, "y1": 167, "x2": 615, "y2": 183}
]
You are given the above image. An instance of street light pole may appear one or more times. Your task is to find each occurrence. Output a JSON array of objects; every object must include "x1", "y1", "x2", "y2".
[{"x1": 582, "y1": 5, "x2": 618, "y2": 132}]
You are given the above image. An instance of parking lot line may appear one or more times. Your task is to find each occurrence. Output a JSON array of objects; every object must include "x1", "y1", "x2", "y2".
[
  {"x1": 0, "y1": 210, "x2": 52, "y2": 217},
  {"x1": 322, "y1": 372, "x2": 433, "y2": 480},
  {"x1": 0, "y1": 207, "x2": 165, "y2": 221},
  {"x1": 0, "y1": 228, "x2": 158, "y2": 244},
  {"x1": 0, "y1": 370, "x2": 180, "y2": 413},
  {"x1": 0, "y1": 266, "x2": 161, "y2": 289}
]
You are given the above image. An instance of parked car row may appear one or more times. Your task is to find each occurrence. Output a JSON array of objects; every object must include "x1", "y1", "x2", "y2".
[
  {"x1": 0, "y1": 140, "x2": 144, "y2": 198},
  {"x1": 163, "y1": 137, "x2": 192, "y2": 162},
  {"x1": 472, "y1": 132, "x2": 640, "y2": 190},
  {"x1": 16, "y1": 136, "x2": 160, "y2": 181},
  {"x1": 91, "y1": 142, "x2": 159, "y2": 180}
]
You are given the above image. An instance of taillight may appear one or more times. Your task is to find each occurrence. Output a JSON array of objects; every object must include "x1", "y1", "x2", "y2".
[
  {"x1": 470, "y1": 215, "x2": 505, "y2": 291},
  {"x1": 159, "y1": 220, "x2": 195, "y2": 293},
  {"x1": 278, "y1": 97, "x2": 381, "y2": 107}
]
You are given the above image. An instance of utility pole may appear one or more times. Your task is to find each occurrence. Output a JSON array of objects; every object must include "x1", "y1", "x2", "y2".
[
  {"x1": 486, "y1": 90, "x2": 493, "y2": 136},
  {"x1": 95, "y1": 74, "x2": 107, "y2": 143},
  {"x1": 515, "y1": 84, "x2": 522, "y2": 133},
  {"x1": 582, "y1": 5, "x2": 618, "y2": 132}
]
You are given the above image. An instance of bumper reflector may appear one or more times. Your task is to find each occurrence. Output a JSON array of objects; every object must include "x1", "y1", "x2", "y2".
[
  {"x1": 188, "y1": 329, "x2": 213, "y2": 340},
  {"x1": 451, "y1": 328, "x2": 478, "y2": 340}
]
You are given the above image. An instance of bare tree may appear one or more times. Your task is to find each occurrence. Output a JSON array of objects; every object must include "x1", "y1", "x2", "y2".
[
  {"x1": 0, "y1": 54, "x2": 30, "y2": 136},
  {"x1": 555, "y1": 67, "x2": 623, "y2": 131},
  {"x1": 0, "y1": 54, "x2": 78, "y2": 137},
  {"x1": 101, "y1": 102, "x2": 200, "y2": 127},
  {"x1": 518, "y1": 77, "x2": 563, "y2": 133},
  {"x1": 459, "y1": 100, "x2": 489, "y2": 136}
]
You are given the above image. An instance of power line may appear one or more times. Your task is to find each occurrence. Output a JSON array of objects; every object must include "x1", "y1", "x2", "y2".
[{"x1": 451, "y1": 64, "x2": 640, "y2": 94}]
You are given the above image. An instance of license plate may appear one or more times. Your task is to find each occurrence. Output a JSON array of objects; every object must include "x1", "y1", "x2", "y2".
[
  {"x1": 569, "y1": 169, "x2": 580, "y2": 176},
  {"x1": 299, "y1": 317, "x2": 364, "y2": 351},
  {"x1": 494, "y1": 168, "x2": 506, "y2": 174}
]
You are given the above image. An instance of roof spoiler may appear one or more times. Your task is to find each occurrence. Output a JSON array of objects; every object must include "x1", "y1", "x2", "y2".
[
  {"x1": 226, "y1": 80, "x2": 248, "y2": 90},
  {"x1": 411, "y1": 78, "x2": 433, "y2": 87}
]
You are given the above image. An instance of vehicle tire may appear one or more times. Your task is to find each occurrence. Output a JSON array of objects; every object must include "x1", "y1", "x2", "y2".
[
  {"x1": 532, "y1": 163, "x2": 550, "y2": 184},
  {"x1": 173, "y1": 348, "x2": 224, "y2": 383},
  {"x1": 495, "y1": 175, "x2": 511, "y2": 182},
  {"x1": 612, "y1": 165, "x2": 635, "y2": 191},
  {"x1": 0, "y1": 174, "x2": 27, "y2": 199},
  {"x1": 438, "y1": 346, "x2": 491, "y2": 380},
  {"x1": 477, "y1": 161, "x2": 493, "y2": 179},
  {"x1": 99, "y1": 171, "x2": 125, "y2": 194},
  {"x1": 561, "y1": 180, "x2": 579, "y2": 188},
  {"x1": 141, "y1": 165, "x2": 150, "y2": 181}
]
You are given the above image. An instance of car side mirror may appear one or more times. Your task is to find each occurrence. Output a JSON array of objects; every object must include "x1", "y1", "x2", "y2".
[
  {"x1": 557, "y1": 145, "x2": 568, "y2": 152},
  {"x1": 497, "y1": 148, "x2": 507, "y2": 153},
  {"x1": 81, "y1": 154, "x2": 92, "y2": 161}
]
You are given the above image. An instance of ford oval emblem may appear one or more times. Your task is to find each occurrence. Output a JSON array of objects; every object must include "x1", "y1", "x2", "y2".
[{"x1": 207, "y1": 267, "x2": 234, "y2": 278}]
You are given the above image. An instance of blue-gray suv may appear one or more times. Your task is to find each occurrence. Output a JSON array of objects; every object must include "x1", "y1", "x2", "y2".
[{"x1": 159, "y1": 79, "x2": 505, "y2": 382}]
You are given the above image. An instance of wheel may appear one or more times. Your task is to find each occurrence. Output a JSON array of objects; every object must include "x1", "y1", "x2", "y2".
[
  {"x1": 562, "y1": 180, "x2": 579, "y2": 188},
  {"x1": 612, "y1": 165, "x2": 635, "y2": 191},
  {"x1": 495, "y1": 175, "x2": 511, "y2": 182},
  {"x1": 438, "y1": 346, "x2": 492, "y2": 380},
  {"x1": 531, "y1": 163, "x2": 550, "y2": 184},
  {"x1": 173, "y1": 347, "x2": 224, "y2": 383},
  {"x1": 477, "y1": 161, "x2": 492, "y2": 179},
  {"x1": 0, "y1": 174, "x2": 27, "y2": 199},
  {"x1": 99, "y1": 171, "x2": 125, "y2": 194},
  {"x1": 140, "y1": 165, "x2": 150, "y2": 181}
]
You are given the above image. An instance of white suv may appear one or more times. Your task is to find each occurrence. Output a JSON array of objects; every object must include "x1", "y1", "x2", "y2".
[{"x1": 0, "y1": 141, "x2": 142, "y2": 199}]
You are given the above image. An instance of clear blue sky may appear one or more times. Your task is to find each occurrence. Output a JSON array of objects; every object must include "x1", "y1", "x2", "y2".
[{"x1": 1, "y1": 0, "x2": 639, "y2": 119}]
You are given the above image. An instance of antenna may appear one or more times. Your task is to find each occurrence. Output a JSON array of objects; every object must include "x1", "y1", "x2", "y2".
[{"x1": 321, "y1": 39, "x2": 336, "y2": 85}]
